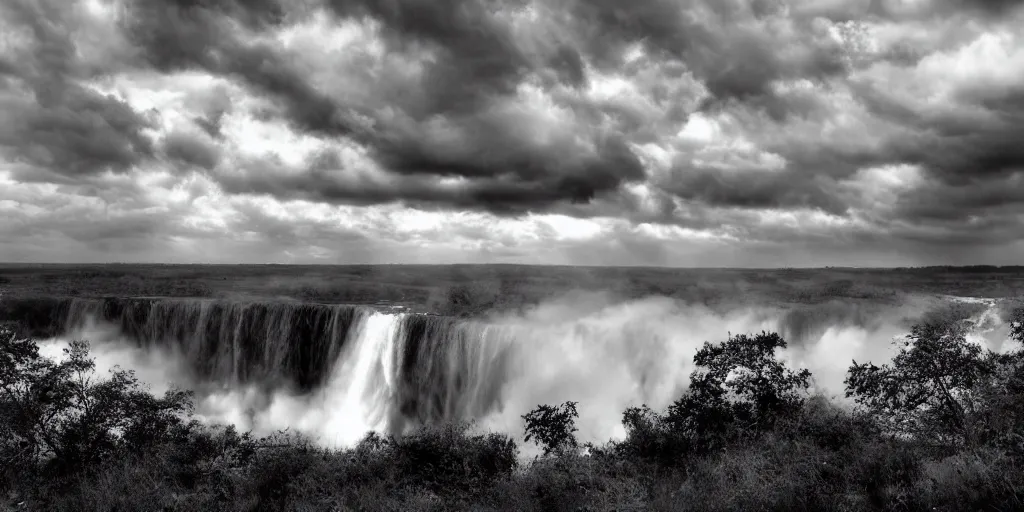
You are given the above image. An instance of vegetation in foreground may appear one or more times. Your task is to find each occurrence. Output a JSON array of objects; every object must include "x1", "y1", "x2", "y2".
[{"x1": 2, "y1": 304, "x2": 1023, "y2": 511}]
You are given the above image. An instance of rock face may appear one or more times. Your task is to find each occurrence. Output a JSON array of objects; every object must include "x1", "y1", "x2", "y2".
[{"x1": 0, "y1": 296, "x2": 69, "y2": 338}]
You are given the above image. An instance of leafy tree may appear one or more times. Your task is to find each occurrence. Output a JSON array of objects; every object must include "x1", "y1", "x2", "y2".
[
  {"x1": 523, "y1": 401, "x2": 579, "y2": 456},
  {"x1": 666, "y1": 331, "x2": 812, "y2": 450},
  {"x1": 844, "y1": 312, "x2": 994, "y2": 448},
  {"x1": 1011, "y1": 307, "x2": 1024, "y2": 346},
  {"x1": 967, "y1": 308, "x2": 1024, "y2": 455},
  {"x1": 617, "y1": 404, "x2": 690, "y2": 465},
  {"x1": 0, "y1": 326, "x2": 193, "y2": 478}
]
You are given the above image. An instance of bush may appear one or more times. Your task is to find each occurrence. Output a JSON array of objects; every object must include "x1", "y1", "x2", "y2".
[
  {"x1": 846, "y1": 310, "x2": 1000, "y2": 448},
  {"x1": 665, "y1": 331, "x2": 812, "y2": 453},
  {"x1": 915, "y1": 448, "x2": 1024, "y2": 511},
  {"x1": 523, "y1": 401, "x2": 580, "y2": 456},
  {"x1": 1011, "y1": 307, "x2": 1024, "y2": 344},
  {"x1": 0, "y1": 327, "x2": 193, "y2": 480},
  {"x1": 615, "y1": 404, "x2": 690, "y2": 466},
  {"x1": 774, "y1": 394, "x2": 878, "y2": 452},
  {"x1": 392, "y1": 423, "x2": 519, "y2": 494}
]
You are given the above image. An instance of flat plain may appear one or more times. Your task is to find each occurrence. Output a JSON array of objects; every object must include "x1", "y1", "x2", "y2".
[{"x1": 3, "y1": 264, "x2": 1024, "y2": 313}]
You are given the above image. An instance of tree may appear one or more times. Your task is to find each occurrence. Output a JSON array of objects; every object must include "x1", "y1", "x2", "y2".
[
  {"x1": 666, "y1": 331, "x2": 812, "y2": 447},
  {"x1": 617, "y1": 404, "x2": 690, "y2": 465},
  {"x1": 968, "y1": 307, "x2": 1024, "y2": 455},
  {"x1": 844, "y1": 313, "x2": 994, "y2": 448},
  {"x1": 522, "y1": 401, "x2": 579, "y2": 456},
  {"x1": 0, "y1": 326, "x2": 193, "y2": 478},
  {"x1": 1011, "y1": 307, "x2": 1024, "y2": 346}
]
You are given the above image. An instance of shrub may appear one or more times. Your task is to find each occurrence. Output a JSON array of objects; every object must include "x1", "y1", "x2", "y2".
[
  {"x1": 849, "y1": 440, "x2": 923, "y2": 510},
  {"x1": 616, "y1": 404, "x2": 690, "y2": 466},
  {"x1": 0, "y1": 327, "x2": 193, "y2": 480},
  {"x1": 915, "y1": 448, "x2": 1024, "y2": 511},
  {"x1": 523, "y1": 401, "x2": 580, "y2": 456},
  {"x1": 248, "y1": 439, "x2": 322, "y2": 509},
  {"x1": 1011, "y1": 307, "x2": 1024, "y2": 344},
  {"x1": 392, "y1": 423, "x2": 519, "y2": 494},
  {"x1": 774, "y1": 394, "x2": 878, "y2": 452},
  {"x1": 845, "y1": 312, "x2": 997, "y2": 448},
  {"x1": 665, "y1": 331, "x2": 812, "y2": 453}
]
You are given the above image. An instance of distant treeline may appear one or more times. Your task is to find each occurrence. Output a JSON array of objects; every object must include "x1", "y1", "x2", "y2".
[{"x1": 899, "y1": 265, "x2": 1024, "y2": 273}]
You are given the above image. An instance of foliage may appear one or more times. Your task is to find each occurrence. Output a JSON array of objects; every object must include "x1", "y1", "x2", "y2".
[
  {"x1": 665, "y1": 331, "x2": 812, "y2": 452},
  {"x1": 1012, "y1": 307, "x2": 1024, "y2": 345},
  {"x1": 523, "y1": 401, "x2": 579, "y2": 456},
  {"x1": 616, "y1": 404, "x2": 690, "y2": 465},
  {"x1": 965, "y1": 310, "x2": 1024, "y2": 456},
  {"x1": 390, "y1": 423, "x2": 519, "y2": 494},
  {"x1": 0, "y1": 326, "x2": 193, "y2": 480},
  {"x1": 5, "y1": 308, "x2": 1024, "y2": 510},
  {"x1": 773, "y1": 394, "x2": 879, "y2": 452},
  {"x1": 845, "y1": 310, "x2": 996, "y2": 447}
]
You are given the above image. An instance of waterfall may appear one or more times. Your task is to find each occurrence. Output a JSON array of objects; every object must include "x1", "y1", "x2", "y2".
[
  {"x1": 59, "y1": 298, "x2": 366, "y2": 392},
  {"x1": 34, "y1": 293, "x2": 1016, "y2": 448},
  {"x1": 52, "y1": 298, "x2": 518, "y2": 440}
]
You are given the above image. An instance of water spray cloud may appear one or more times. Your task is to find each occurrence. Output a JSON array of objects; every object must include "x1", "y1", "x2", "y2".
[{"x1": 37, "y1": 293, "x2": 1013, "y2": 448}]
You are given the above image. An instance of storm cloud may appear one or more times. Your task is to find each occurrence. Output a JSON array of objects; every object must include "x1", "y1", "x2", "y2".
[{"x1": 1, "y1": 0, "x2": 1023, "y2": 265}]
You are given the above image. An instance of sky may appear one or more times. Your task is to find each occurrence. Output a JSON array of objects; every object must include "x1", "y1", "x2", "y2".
[{"x1": 1, "y1": 0, "x2": 1023, "y2": 267}]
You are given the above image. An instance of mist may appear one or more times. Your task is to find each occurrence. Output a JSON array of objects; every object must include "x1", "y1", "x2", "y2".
[{"x1": 36, "y1": 291, "x2": 1015, "y2": 452}]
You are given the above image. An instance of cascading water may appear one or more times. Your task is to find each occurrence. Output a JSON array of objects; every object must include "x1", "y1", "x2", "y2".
[
  {"x1": 50, "y1": 298, "x2": 522, "y2": 444},
  {"x1": 58, "y1": 298, "x2": 364, "y2": 392},
  {"x1": 36, "y1": 293, "x2": 1017, "y2": 449}
]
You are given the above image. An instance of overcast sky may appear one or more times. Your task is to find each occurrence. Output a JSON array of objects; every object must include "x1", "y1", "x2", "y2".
[{"x1": 1, "y1": 0, "x2": 1022, "y2": 266}]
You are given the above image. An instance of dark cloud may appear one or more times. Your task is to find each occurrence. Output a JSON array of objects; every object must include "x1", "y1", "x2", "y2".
[
  {"x1": 372, "y1": 122, "x2": 645, "y2": 205},
  {"x1": 938, "y1": 0, "x2": 1024, "y2": 17},
  {"x1": 122, "y1": 0, "x2": 353, "y2": 137},
  {"x1": 213, "y1": 147, "x2": 639, "y2": 215},
  {"x1": 825, "y1": 0, "x2": 1024, "y2": 21},
  {"x1": 113, "y1": 0, "x2": 857, "y2": 215},
  {"x1": 194, "y1": 116, "x2": 225, "y2": 140},
  {"x1": 2, "y1": 0, "x2": 1024, "y2": 264},
  {"x1": 569, "y1": 0, "x2": 849, "y2": 119},
  {"x1": 210, "y1": 152, "x2": 509, "y2": 211},
  {"x1": 323, "y1": 0, "x2": 533, "y2": 115},
  {"x1": 0, "y1": 85, "x2": 155, "y2": 176},
  {"x1": 663, "y1": 166, "x2": 848, "y2": 214},
  {"x1": 163, "y1": 130, "x2": 221, "y2": 171},
  {"x1": 0, "y1": 0, "x2": 155, "y2": 178},
  {"x1": 849, "y1": 81, "x2": 1024, "y2": 186},
  {"x1": 893, "y1": 173, "x2": 1024, "y2": 225},
  {"x1": 121, "y1": 0, "x2": 288, "y2": 71},
  {"x1": 117, "y1": 0, "x2": 650, "y2": 213}
]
